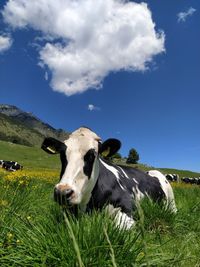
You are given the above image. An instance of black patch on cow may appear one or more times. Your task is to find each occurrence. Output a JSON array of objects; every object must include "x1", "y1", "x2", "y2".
[
  {"x1": 60, "y1": 148, "x2": 68, "y2": 179},
  {"x1": 83, "y1": 149, "x2": 96, "y2": 178}
]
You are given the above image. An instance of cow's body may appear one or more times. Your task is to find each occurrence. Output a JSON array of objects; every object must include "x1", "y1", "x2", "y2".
[
  {"x1": 41, "y1": 127, "x2": 177, "y2": 229},
  {"x1": 87, "y1": 160, "x2": 165, "y2": 213}
]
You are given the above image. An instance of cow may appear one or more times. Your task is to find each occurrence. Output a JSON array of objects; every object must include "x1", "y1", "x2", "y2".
[
  {"x1": 182, "y1": 177, "x2": 200, "y2": 185},
  {"x1": 41, "y1": 127, "x2": 177, "y2": 229},
  {"x1": 0, "y1": 160, "x2": 23, "y2": 171},
  {"x1": 182, "y1": 177, "x2": 190, "y2": 183},
  {"x1": 165, "y1": 174, "x2": 179, "y2": 182}
]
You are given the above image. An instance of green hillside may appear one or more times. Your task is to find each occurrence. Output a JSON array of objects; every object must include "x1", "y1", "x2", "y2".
[
  {"x1": 0, "y1": 113, "x2": 44, "y2": 147},
  {"x1": 1, "y1": 140, "x2": 200, "y2": 178},
  {"x1": 0, "y1": 140, "x2": 60, "y2": 170},
  {"x1": 0, "y1": 104, "x2": 70, "y2": 147}
]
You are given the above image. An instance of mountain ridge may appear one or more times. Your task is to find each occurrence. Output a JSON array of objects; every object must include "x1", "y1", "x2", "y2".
[{"x1": 0, "y1": 104, "x2": 70, "y2": 147}]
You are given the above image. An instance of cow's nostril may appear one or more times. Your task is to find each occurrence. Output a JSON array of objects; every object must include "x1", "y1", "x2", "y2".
[
  {"x1": 54, "y1": 187, "x2": 74, "y2": 204},
  {"x1": 64, "y1": 189, "x2": 74, "y2": 199}
]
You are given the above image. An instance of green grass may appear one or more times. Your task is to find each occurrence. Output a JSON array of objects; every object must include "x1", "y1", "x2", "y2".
[
  {"x1": 0, "y1": 140, "x2": 60, "y2": 170},
  {"x1": 0, "y1": 141, "x2": 200, "y2": 266},
  {"x1": 0, "y1": 175, "x2": 200, "y2": 266}
]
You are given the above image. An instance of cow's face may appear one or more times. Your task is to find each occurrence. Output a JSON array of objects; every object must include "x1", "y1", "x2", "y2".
[{"x1": 41, "y1": 127, "x2": 121, "y2": 207}]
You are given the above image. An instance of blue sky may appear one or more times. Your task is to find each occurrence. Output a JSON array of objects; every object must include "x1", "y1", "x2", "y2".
[{"x1": 0, "y1": 0, "x2": 200, "y2": 172}]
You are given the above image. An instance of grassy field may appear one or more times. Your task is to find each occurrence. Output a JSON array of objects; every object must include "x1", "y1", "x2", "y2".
[
  {"x1": 0, "y1": 141, "x2": 200, "y2": 266},
  {"x1": 0, "y1": 140, "x2": 60, "y2": 169}
]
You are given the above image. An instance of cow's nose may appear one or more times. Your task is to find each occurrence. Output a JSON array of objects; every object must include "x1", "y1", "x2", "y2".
[
  {"x1": 63, "y1": 188, "x2": 74, "y2": 198},
  {"x1": 54, "y1": 187, "x2": 74, "y2": 205}
]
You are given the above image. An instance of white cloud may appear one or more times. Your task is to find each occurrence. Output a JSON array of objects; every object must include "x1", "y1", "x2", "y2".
[
  {"x1": 87, "y1": 104, "x2": 100, "y2": 111},
  {"x1": 0, "y1": 34, "x2": 12, "y2": 53},
  {"x1": 177, "y1": 7, "x2": 196, "y2": 22},
  {"x1": 44, "y1": 71, "x2": 48, "y2": 81},
  {"x1": 2, "y1": 0, "x2": 165, "y2": 96}
]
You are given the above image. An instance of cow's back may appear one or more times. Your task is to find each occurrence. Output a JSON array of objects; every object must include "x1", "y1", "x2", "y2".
[{"x1": 87, "y1": 159, "x2": 166, "y2": 215}]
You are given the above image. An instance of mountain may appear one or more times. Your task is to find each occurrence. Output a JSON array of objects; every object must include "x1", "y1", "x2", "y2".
[{"x1": 0, "y1": 104, "x2": 69, "y2": 147}]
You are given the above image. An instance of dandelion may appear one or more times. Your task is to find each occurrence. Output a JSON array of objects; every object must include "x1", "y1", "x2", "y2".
[
  {"x1": 7, "y1": 233, "x2": 13, "y2": 239},
  {"x1": 0, "y1": 199, "x2": 8, "y2": 207},
  {"x1": 4, "y1": 169, "x2": 59, "y2": 184}
]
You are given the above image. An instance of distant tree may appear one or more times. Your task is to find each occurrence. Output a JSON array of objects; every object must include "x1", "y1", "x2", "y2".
[{"x1": 126, "y1": 148, "x2": 139, "y2": 164}]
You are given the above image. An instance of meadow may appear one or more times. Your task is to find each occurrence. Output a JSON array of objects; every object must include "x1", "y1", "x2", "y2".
[{"x1": 0, "y1": 141, "x2": 200, "y2": 266}]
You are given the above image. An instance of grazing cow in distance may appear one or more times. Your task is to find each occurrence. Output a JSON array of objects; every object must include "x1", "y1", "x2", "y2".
[
  {"x1": 182, "y1": 177, "x2": 200, "y2": 185},
  {"x1": 165, "y1": 174, "x2": 179, "y2": 182},
  {"x1": 41, "y1": 127, "x2": 177, "y2": 229},
  {"x1": 0, "y1": 160, "x2": 23, "y2": 171},
  {"x1": 182, "y1": 177, "x2": 190, "y2": 183}
]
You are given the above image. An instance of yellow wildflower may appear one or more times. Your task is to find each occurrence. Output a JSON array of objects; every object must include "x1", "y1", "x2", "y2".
[
  {"x1": 7, "y1": 233, "x2": 13, "y2": 239},
  {"x1": 4, "y1": 169, "x2": 59, "y2": 184}
]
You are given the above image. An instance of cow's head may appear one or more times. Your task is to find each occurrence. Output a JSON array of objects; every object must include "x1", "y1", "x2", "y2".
[{"x1": 41, "y1": 127, "x2": 121, "y2": 207}]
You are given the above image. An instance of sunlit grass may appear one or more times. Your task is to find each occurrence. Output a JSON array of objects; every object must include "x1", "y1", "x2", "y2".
[{"x1": 0, "y1": 169, "x2": 200, "y2": 266}]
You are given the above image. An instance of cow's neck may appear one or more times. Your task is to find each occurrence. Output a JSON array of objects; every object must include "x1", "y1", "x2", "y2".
[{"x1": 79, "y1": 156, "x2": 100, "y2": 212}]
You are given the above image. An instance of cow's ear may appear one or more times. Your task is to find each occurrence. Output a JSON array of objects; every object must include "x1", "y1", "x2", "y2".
[
  {"x1": 99, "y1": 138, "x2": 121, "y2": 158},
  {"x1": 41, "y1": 137, "x2": 66, "y2": 154}
]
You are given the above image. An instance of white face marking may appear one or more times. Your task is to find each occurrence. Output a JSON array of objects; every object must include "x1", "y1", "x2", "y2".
[
  {"x1": 99, "y1": 159, "x2": 126, "y2": 191},
  {"x1": 56, "y1": 127, "x2": 101, "y2": 205},
  {"x1": 79, "y1": 157, "x2": 100, "y2": 211}
]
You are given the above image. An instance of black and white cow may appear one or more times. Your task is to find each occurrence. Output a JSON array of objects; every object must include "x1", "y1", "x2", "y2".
[
  {"x1": 165, "y1": 174, "x2": 179, "y2": 182},
  {"x1": 41, "y1": 127, "x2": 177, "y2": 229},
  {"x1": 0, "y1": 160, "x2": 23, "y2": 171},
  {"x1": 182, "y1": 177, "x2": 200, "y2": 185}
]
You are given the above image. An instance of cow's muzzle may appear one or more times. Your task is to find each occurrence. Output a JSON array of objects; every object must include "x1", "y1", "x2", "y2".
[{"x1": 54, "y1": 185, "x2": 74, "y2": 205}]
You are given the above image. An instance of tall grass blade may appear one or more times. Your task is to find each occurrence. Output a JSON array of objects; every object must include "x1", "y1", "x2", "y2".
[
  {"x1": 63, "y1": 212, "x2": 84, "y2": 267},
  {"x1": 103, "y1": 226, "x2": 118, "y2": 267}
]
